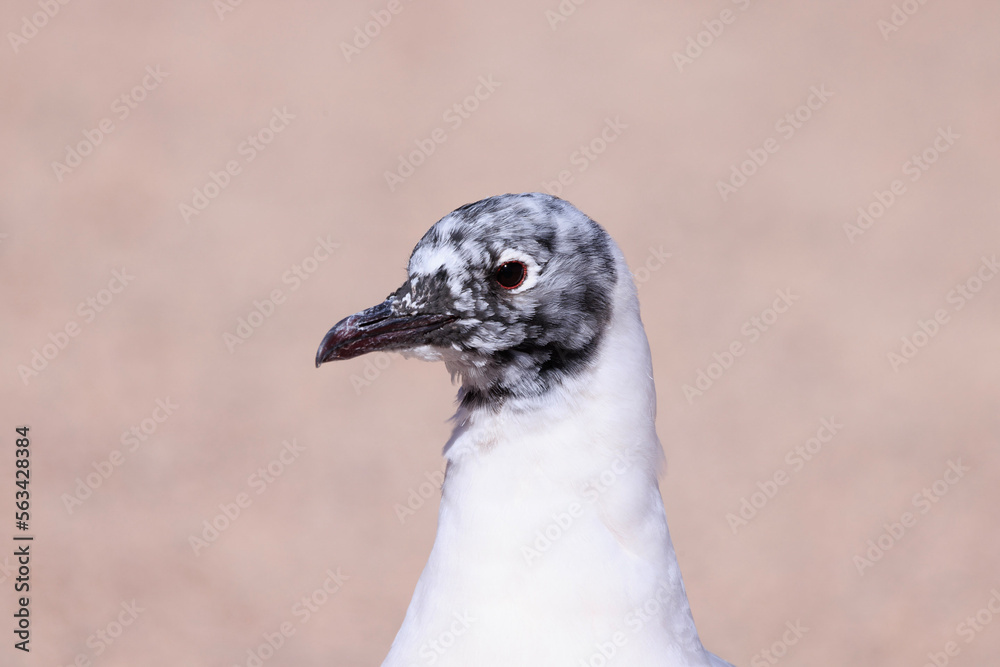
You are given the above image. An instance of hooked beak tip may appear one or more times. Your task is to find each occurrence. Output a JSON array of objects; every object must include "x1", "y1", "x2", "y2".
[{"x1": 315, "y1": 299, "x2": 457, "y2": 368}]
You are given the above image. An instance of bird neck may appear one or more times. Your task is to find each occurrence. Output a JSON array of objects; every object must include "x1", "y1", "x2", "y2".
[
  {"x1": 447, "y1": 255, "x2": 662, "y2": 461},
  {"x1": 390, "y1": 276, "x2": 712, "y2": 665},
  {"x1": 442, "y1": 275, "x2": 670, "y2": 565}
]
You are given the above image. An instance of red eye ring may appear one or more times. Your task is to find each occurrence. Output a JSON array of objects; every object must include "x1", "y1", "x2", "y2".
[{"x1": 495, "y1": 261, "x2": 527, "y2": 290}]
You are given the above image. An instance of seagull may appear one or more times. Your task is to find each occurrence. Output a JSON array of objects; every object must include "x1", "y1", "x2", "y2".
[{"x1": 316, "y1": 193, "x2": 735, "y2": 667}]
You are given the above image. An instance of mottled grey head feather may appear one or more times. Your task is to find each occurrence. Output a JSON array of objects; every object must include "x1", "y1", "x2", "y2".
[{"x1": 387, "y1": 193, "x2": 617, "y2": 409}]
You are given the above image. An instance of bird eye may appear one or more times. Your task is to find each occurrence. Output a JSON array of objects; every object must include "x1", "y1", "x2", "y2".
[{"x1": 495, "y1": 261, "x2": 526, "y2": 290}]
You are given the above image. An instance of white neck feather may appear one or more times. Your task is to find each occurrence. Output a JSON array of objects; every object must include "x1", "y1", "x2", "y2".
[{"x1": 382, "y1": 250, "x2": 717, "y2": 667}]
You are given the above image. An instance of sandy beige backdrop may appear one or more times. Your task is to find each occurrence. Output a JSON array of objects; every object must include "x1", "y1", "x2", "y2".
[{"x1": 2, "y1": 1, "x2": 999, "y2": 666}]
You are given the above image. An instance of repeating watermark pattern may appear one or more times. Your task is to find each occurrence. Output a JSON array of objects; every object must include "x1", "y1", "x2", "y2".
[
  {"x1": 725, "y1": 417, "x2": 843, "y2": 535},
  {"x1": 224, "y1": 236, "x2": 340, "y2": 352},
  {"x1": 631, "y1": 245, "x2": 672, "y2": 291},
  {"x1": 17, "y1": 267, "x2": 135, "y2": 386},
  {"x1": 179, "y1": 107, "x2": 295, "y2": 223},
  {"x1": 853, "y1": 459, "x2": 970, "y2": 576},
  {"x1": 384, "y1": 75, "x2": 501, "y2": 192},
  {"x1": 887, "y1": 255, "x2": 998, "y2": 371},
  {"x1": 60, "y1": 600, "x2": 145, "y2": 666},
  {"x1": 224, "y1": 289, "x2": 287, "y2": 353},
  {"x1": 750, "y1": 620, "x2": 809, "y2": 667},
  {"x1": 7, "y1": 0, "x2": 73, "y2": 55},
  {"x1": 921, "y1": 588, "x2": 1000, "y2": 667},
  {"x1": 544, "y1": 0, "x2": 588, "y2": 31},
  {"x1": 61, "y1": 398, "x2": 180, "y2": 514},
  {"x1": 350, "y1": 351, "x2": 393, "y2": 394},
  {"x1": 279, "y1": 236, "x2": 341, "y2": 291},
  {"x1": 291, "y1": 567, "x2": 350, "y2": 624},
  {"x1": 673, "y1": 0, "x2": 754, "y2": 73},
  {"x1": 578, "y1": 579, "x2": 722, "y2": 666},
  {"x1": 393, "y1": 468, "x2": 445, "y2": 524},
  {"x1": 578, "y1": 627, "x2": 628, "y2": 666},
  {"x1": 411, "y1": 611, "x2": 476, "y2": 666},
  {"x1": 213, "y1": 0, "x2": 246, "y2": 21},
  {"x1": 189, "y1": 439, "x2": 306, "y2": 556},
  {"x1": 682, "y1": 288, "x2": 799, "y2": 404},
  {"x1": 50, "y1": 65, "x2": 168, "y2": 182},
  {"x1": 521, "y1": 451, "x2": 637, "y2": 567},
  {"x1": 716, "y1": 85, "x2": 833, "y2": 202},
  {"x1": 340, "y1": 0, "x2": 414, "y2": 61},
  {"x1": 233, "y1": 567, "x2": 349, "y2": 667},
  {"x1": 878, "y1": 0, "x2": 935, "y2": 40},
  {"x1": 540, "y1": 116, "x2": 628, "y2": 197},
  {"x1": 844, "y1": 126, "x2": 959, "y2": 244}
]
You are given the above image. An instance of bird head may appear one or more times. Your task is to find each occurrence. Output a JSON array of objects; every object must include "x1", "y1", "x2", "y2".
[{"x1": 316, "y1": 193, "x2": 620, "y2": 409}]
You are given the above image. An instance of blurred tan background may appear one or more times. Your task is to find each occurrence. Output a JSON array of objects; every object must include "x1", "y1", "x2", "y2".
[{"x1": 2, "y1": 1, "x2": 999, "y2": 665}]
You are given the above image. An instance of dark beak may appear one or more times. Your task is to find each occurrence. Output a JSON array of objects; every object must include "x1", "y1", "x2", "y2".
[{"x1": 315, "y1": 299, "x2": 457, "y2": 367}]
